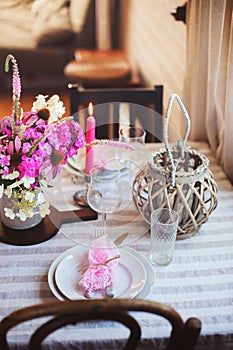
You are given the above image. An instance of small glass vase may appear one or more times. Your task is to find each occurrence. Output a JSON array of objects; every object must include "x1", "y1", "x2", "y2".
[{"x1": 0, "y1": 193, "x2": 42, "y2": 230}]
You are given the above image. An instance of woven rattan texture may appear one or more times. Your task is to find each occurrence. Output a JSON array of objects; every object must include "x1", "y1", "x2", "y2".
[{"x1": 133, "y1": 147, "x2": 218, "y2": 239}]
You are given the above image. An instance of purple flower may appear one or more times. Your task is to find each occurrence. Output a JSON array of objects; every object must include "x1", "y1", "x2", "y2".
[{"x1": 40, "y1": 149, "x2": 66, "y2": 183}]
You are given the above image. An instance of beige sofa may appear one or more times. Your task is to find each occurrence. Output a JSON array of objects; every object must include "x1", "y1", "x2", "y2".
[{"x1": 0, "y1": 0, "x2": 95, "y2": 88}]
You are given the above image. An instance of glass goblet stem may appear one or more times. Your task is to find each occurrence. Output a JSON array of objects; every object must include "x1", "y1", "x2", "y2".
[{"x1": 101, "y1": 212, "x2": 107, "y2": 234}]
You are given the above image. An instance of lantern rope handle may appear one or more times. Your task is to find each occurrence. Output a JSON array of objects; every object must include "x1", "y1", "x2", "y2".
[{"x1": 163, "y1": 94, "x2": 191, "y2": 187}]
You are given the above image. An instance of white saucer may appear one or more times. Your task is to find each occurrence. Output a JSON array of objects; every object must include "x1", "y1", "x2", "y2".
[{"x1": 48, "y1": 246, "x2": 155, "y2": 300}]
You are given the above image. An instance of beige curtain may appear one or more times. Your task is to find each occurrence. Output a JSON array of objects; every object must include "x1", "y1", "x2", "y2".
[{"x1": 184, "y1": 0, "x2": 233, "y2": 183}]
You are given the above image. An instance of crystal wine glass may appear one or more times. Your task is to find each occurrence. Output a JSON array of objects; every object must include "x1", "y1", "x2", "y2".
[{"x1": 87, "y1": 159, "x2": 132, "y2": 236}]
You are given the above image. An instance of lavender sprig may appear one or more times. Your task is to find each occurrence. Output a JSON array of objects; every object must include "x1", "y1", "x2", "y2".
[{"x1": 5, "y1": 54, "x2": 21, "y2": 126}]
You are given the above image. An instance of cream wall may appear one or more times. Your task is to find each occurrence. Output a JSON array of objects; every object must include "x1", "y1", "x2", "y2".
[{"x1": 120, "y1": 0, "x2": 187, "y2": 140}]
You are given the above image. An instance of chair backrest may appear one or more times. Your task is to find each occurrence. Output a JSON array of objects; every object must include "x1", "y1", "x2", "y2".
[
  {"x1": 0, "y1": 298, "x2": 201, "y2": 350},
  {"x1": 68, "y1": 85, "x2": 163, "y2": 142}
]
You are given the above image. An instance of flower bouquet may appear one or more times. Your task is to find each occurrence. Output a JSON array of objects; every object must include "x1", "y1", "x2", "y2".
[{"x1": 0, "y1": 54, "x2": 85, "y2": 229}]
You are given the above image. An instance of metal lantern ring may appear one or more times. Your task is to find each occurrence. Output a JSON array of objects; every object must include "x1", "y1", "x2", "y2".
[{"x1": 133, "y1": 94, "x2": 218, "y2": 239}]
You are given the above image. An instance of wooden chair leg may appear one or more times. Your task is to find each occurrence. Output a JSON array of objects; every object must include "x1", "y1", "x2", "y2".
[{"x1": 180, "y1": 317, "x2": 202, "y2": 350}]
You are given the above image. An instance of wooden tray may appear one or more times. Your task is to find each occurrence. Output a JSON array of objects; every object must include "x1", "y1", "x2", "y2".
[{"x1": 0, "y1": 206, "x2": 97, "y2": 246}]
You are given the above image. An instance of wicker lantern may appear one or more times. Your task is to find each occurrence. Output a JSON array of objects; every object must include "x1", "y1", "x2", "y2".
[{"x1": 132, "y1": 94, "x2": 218, "y2": 239}]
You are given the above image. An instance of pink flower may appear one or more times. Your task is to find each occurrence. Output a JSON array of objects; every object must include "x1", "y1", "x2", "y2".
[
  {"x1": 0, "y1": 54, "x2": 90, "y2": 222},
  {"x1": 1, "y1": 54, "x2": 86, "y2": 190},
  {"x1": 13, "y1": 73, "x2": 21, "y2": 99},
  {"x1": 5, "y1": 54, "x2": 21, "y2": 122}
]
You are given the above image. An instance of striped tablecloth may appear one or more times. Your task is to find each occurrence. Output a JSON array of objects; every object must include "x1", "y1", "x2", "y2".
[{"x1": 0, "y1": 142, "x2": 233, "y2": 349}]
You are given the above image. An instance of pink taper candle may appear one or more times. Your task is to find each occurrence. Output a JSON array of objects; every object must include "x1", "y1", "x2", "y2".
[{"x1": 85, "y1": 102, "x2": 96, "y2": 174}]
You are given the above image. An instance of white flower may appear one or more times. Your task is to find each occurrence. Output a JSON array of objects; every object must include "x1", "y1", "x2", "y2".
[
  {"x1": 31, "y1": 94, "x2": 65, "y2": 124},
  {"x1": 16, "y1": 210, "x2": 27, "y2": 221},
  {"x1": 4, "y1": 208, "x2": 15, "y2": 219},
  {"x1": 39, "y1": 179, "x2": 48, "y2": 190},
  {"x1": 31, "y1": 94, "x2": 48, "y2": 111},
  {"x1": 39, "y1": 202, "x2": 50, "y2": 218},
  {"x1": 4, "y1": 170, "x2": 19, "y2": 180},
  {"x1": 47, "y1": 94, "x2": 66, "y2": 123},
  {"x1": 25, "y1": 190, "x2": 35, "y2": 202},
  {"x1": 6, "y1": 179, "x2": 23, "y2": 190},
  {"x1": 37, "y1": 192, "x2": 45, "y2": 204},
  {"x1": 4, "y1": 187, "x2": 12, "y2": 198},
  {"x1": 0, "y1": 184, "x2": 4, "y2": 198},
  {"x1": 26, "y1": 209, "x2": 34, "y2": 218},
  {"x1": 48, "y1": 94, "x2": 59, "y2": 104},
  {"x1": 18, "y1": 124, "x2": 27, "y2": 138},
  {"x1": 22, "y1": 176, "x2": 35, "y2": 188}
]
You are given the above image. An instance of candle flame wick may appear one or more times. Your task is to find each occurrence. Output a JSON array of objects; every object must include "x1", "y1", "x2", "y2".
[{"x1": 88, "y1": 102, "x2": 93, "y2": 116}]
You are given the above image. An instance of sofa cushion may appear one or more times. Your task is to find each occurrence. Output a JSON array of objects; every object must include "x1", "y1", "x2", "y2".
[
  {"x1": 0, "y1": 0, "x2": 92, "y2": 49},
  {"x1": 31, "y1": 0, "x2": 74, "y2": 46},
  {"x1": 0, "y1": 0, "x2": 36, "y2": 49},
  {"x1": 31, "y1": 0, "x2": 91, "y2": 46}
]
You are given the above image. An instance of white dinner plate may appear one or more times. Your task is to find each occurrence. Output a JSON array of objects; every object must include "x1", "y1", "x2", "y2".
[
  {"x1": 48, "y1": 246, "x2": 155, "y2": 301},
  {"x1": 54, "y1": 246, "x2": 146, "y2": 300}
]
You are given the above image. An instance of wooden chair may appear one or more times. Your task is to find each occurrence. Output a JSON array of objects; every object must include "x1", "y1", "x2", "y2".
[
  {"x1": 0, "y1": 298, "x2": 201, "y2": 350},
  {"x1": 68, "y1": 84, "x2": 163, "y2": 142}
]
